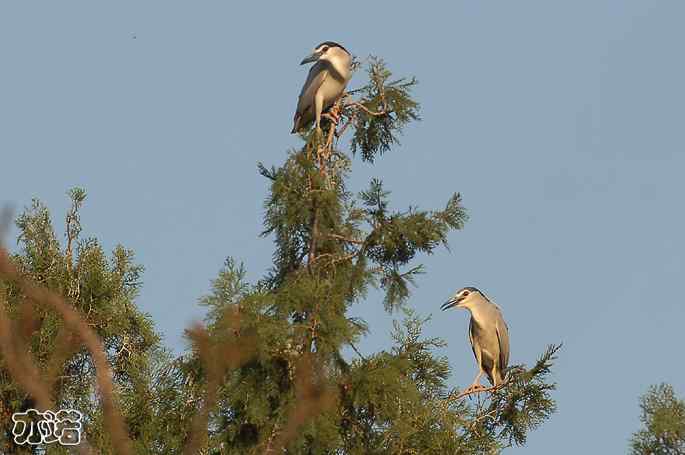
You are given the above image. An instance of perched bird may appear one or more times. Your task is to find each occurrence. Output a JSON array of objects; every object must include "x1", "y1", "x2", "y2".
[
  {"x1": 291, "y1": 41, "x2": 352, "y2": 134},
  {"x1": 441, "y1": 287, "x2": 510, "y2": 392}
]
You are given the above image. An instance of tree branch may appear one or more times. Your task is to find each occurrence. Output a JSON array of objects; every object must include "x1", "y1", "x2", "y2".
[
  {"x1": 443, "y1": 379, "x2": 511, "y2": 406},
  {"x1": 326, "y1": 233, "x2": 365, "y2": 245},
  {"x1": 344, "y1": 100, "x2": 388, "y2": 117}
]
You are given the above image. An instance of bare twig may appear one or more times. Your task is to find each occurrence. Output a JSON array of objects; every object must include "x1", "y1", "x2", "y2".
[
  {"x1": 348, "y1": 342, "x2": 366, "y2": 361},
  {"x1": 310, "y1": 250, "x2": 360, "y2": 268},
  {"x1": 326, "y1": 233, "x2": 364, "y2": 245},
  {"x1": 344, "y1": 100, "x2": 388, "y2": 117},
  {"x1": 445, "y1": 379, "x2": 511, "y2": 404},
  {"x1": 331, "y1": 252, "x2": 358, "y2": 265}
]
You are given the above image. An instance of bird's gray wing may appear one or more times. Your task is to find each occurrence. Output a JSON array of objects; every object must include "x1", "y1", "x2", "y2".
[
  {"x1": 295, "y1": 62, "x2": 328, "y2": 116},
  {"x1": 468, "y1": 317, "x2": 478, "y2": 362},
  {"x1": 495, "y1": 310, "x2": 510, "y2": 375}
]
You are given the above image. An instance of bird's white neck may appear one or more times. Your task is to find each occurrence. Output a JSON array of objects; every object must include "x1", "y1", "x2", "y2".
[{"x1": 465, "y1": 302, "x2": 491, "y2": 324}]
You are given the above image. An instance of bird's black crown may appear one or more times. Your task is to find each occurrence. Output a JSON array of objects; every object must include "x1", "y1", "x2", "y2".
[
  {"x1": 316, "y1": 41, "x2": 350, "y2": 55},
  {"x1": 462, "y1": 286, "x2": 481, "y2": 293},
  {"x1": 461, "y1": 286, "x2": 492, "y2": 302}
]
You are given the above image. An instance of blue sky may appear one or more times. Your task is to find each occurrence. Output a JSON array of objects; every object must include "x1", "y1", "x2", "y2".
[{"x1": 2, "y1": 1, "x2": 684, "y2": 452}]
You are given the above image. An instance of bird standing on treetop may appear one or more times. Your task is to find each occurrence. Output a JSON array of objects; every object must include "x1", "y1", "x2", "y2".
[
  {"x1": 441, "y1": 287, "x2": 510, "y2": 393},
  {"x1": 291, "y1": 41, "x2": 352, "y2": 134}
]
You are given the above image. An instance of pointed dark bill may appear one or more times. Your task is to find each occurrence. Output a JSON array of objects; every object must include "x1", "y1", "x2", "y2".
[
  {"x1": 300, "y1": 51, "x2": 323, "y2": 65},
  {"x1": 441, "y1": 298, "x2": 458, "y2": 311}
]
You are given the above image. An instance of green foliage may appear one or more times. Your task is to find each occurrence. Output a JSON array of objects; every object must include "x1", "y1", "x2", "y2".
[
  {"x1": 359, "y1": 179, "x2": 467, "y2": 310},
  {"x1": 333, "y1": 313, "x2": 559, "y2": 454},
  {"x1": 0, "y1": 58, "x2": 560, "y2": 455},
  {"x1": 349, "y1": 57, "x2": 420, "y2": 163},
  {"x1": 477, "y1": 344, "x2": 560, "y2": 447},
  {"x1": 630, "y1": 383, "x2": 685, "y2": 454},
  {"x1": 1, "y1": 188, "x2": 163, "y2": 454},
  {"x1": 165, "y1": 58, "x2": 559, "y2": 454}
]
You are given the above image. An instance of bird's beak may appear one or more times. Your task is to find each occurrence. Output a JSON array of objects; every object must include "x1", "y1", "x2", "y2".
[
  {"x1": 441, "y1": 297, "x2": 461, "y2": 311},
  {"x1": 300, "y1": 51, "x2": 323, "y2": 65}
]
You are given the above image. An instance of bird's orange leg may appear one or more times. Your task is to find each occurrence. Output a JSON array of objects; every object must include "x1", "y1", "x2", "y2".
[
  {"x1": 463, "y1": 370, "x2": 488, "y2": 394},
  {"x1": 322, "y1": 104, "x2": 342, "y2": 125},
  {"x1": 321, "y1": 112, "x2": 339, "y2": 125}
]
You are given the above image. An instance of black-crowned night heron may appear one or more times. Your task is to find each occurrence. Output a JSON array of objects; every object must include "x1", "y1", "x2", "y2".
[
  {"x1": 441, "y1": 287, "x2": 510, "y2": 393},
  {"x1": 291, "y1": 41, "x2": 352, "y2": 134}
]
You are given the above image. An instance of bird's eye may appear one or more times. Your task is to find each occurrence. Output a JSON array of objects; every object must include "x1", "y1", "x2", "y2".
[
  {"x1": 321, "y1": 46, "x2": 329, "y2": 53},
  {"x1": 462, "y1": 291, "x2": 470, "y2": 296}
]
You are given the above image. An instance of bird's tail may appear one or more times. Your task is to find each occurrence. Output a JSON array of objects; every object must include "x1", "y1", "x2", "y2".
[
  {"x1": 291, "y1": 114, "x2": 301, "y2": 134},
  {"x1": 497, "y1": 370, "x2": 506, "y2": 386}
]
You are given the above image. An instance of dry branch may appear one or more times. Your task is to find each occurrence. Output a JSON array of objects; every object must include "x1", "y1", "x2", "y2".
[
  {"x1": 0, "y1": 247, "x2": 132, "y2": 455},
  {"x1": 182, "y1": 308, "x2": 257, "y2": 455},
  {"x1": 266, "y1": 354, "x2": 336, "y2": 454}
]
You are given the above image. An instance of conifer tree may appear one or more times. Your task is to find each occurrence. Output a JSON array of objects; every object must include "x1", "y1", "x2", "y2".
[
  {"x1": 168, "y1": 56, "x2": 561, "y2": 454},
  {"x1": 630, "y1": 383, "x2": 685, "y2": 454},
  {"x1": 0, "y1": 189, "x2": 164, "y2": 454}
]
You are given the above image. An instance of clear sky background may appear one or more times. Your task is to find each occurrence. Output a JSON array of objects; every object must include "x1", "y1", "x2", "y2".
[{"x1": 2, "y1": 1, "x2": 684, "y2": 452}]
